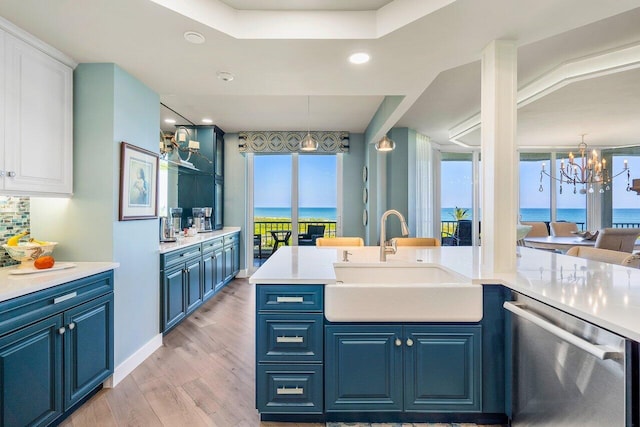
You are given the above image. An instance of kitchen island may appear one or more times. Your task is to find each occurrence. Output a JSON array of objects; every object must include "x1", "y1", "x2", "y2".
[{"x1": 250, "y1": 245, "x2": 640, "y2": 424}]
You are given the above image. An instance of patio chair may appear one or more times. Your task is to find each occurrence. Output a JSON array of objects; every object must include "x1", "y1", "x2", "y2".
[
  {"x1": 441, "y1": 220, "x2": 473, "y2": 246},
  {"x1": 566, "y1": 246, "x2": 640, "y2": 268},
  {"x1": 298, "y1": 224, "x2": 326, "y2": 246},
  {"x1": 316, "y1": 237, "x2": 364, "y2": 247},
  {"x1": 550, "y1": 221, "x2": 578, "y2": 237},
  {"x1": 253, "y1": 233, "x2": 262, "y2": 258},
  {"x1": 594, "y1": 228, "x2": 640, "y2": 253},
  {"x1": 393, "y1": 237, "x2": 441, "y2": 247}
]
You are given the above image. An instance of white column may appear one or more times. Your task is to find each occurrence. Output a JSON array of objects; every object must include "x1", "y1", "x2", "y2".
[{"x1": 481, "y1": 40, "x2": 518, "y2": 273}]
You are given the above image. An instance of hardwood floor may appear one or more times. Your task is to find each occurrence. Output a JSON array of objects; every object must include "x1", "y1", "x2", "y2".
[{"x1": 61, "y1": 278, "x2": 316, "y2": 427}]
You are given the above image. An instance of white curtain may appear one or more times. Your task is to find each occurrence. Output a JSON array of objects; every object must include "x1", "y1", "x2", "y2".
[{"x1": 415, "y1": 133, "x2": 434, "y2": 237}]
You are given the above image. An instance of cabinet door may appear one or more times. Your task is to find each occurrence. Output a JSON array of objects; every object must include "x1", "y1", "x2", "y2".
[
  {"x1": 3, "y1": 33, "x2": 73, "y2": 194},
  {"x1": 404, "y1": 325, "x2": 481, "y2": 412},
  {"x1": 185, "y1": 258, "x2": 203, "y2": 314},
  {"x1": 232, "y1": 239, "x2": 240, "y2": 276},
  {"x1": 223, "y1": 245, "x2": 233, "y2": 283},
  {"x1": 325, "y1": 325, "x2": 403, "y2": 412},
  {"x1": 214, "y1": 247, "x2": 225, "y2": 292},
  {"x1": 202, "y1": 252, "x2": 216, "y2": 300},
  {"x1": 64, "y1": 294, "x2": 114, "y2": 409},
  {"x1": 214, "y1": 129, "x2": 224, "y2": 180},
  {"x1": 162, "y1": 266, "x2": 186, "y2": 332},
  {"x1": 0, "y1": 315, "x2": 63, "y2": 427}
]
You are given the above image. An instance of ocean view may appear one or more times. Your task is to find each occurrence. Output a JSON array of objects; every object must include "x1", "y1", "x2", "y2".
[
  {"x1": 255, "y1": 207, "x2": 338, "y2": 220},
  {"x1": 255, "y1": 207, "x2": 640, "y2": 225}
]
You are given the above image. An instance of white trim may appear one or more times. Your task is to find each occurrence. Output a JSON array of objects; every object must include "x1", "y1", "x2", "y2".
[
  {"x1": 449, "y1": 42, "x2": 640, "y2": 144},
  {"x1": 246, "y1": 153, "x2": 256, "y2": 271},
  {"x1": 336, "y1": 153, "x2": 344, "y2": 236},
  {"x1": 291, "y1": 154, "x2": 299, "y2": 245},
  {"x1": 0, "y1": 16, "x2": 77, "y2": 68},
  {"x1": 104, "y1": 334, "x2": 163, "y2": 388},
  {"x1": 235, "y1": 268, "x2": 250, "y2": 278}
]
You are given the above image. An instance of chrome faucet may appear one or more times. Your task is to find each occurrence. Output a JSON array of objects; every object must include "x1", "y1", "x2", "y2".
[{"x1": 379, "y1": 209, "x2": 409, "y2": 261}]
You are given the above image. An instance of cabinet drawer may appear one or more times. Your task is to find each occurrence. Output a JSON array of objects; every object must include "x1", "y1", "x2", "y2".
[
  {"x1": 257, "y1": 313, "x2": 323, "y2": 363},
  {"x1": 161, "y1": 244, "x2": 202, "y2": 270},
  {"x1": 257, "y1": 285, "x2": 323, "y2": 312},
  {"x1": 223, "y1": 233, "x2": 238, "y2": 246},
  {"x1": 202, "y1": 237, "x2": 224, "y2": 254},
  {"x1": 257, "y1": 364, "x2": 323, "y2": 414},
  {"x1": 0, "y1": 271, "x2": 114, "y2": 336}
]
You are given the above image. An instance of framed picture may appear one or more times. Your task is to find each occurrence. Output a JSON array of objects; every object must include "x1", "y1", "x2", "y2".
[{"x1": 119, "y1": 142, "x2": 159, "y2": 220}]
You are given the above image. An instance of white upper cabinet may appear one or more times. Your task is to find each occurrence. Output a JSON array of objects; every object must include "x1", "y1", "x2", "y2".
[{"x1": 0, "y1": 23, "x2": 74, "y2": 196}]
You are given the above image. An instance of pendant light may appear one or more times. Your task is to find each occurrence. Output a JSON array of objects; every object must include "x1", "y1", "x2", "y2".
[
  {"x1": 300, "y1": 96, "x2": 318, "y2": 152},
  {"x1": 375, "y1": 134, "x2": 396, "y2": 151},
  {"x1": 375, "y1": 98, "x2": 396, "y2": 151}
]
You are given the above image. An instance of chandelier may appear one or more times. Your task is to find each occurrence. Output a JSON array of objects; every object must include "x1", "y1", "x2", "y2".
[{"x1": 539, "y1": 135, "x2": 630, "y2": 194}]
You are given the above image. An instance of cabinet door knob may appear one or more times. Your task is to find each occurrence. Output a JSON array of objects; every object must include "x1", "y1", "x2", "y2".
[
  {"x1": 395, "y1": 338, "x2": 402, "y2": 347},
  {"x1": 406, "y1": 338, "x2": 414, "y2": 347},
  {"x1": 68, "y1": 322, "x2": 76, "y2": 330},
  {"x1": 58, "y1": 327, "x2": 66, "y2": 335},
  {"x1": 6, "y1": 171, "x2": 15, "y2": 178}
]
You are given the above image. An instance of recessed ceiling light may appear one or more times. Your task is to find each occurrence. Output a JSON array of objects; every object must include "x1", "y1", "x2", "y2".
[
  {"x1": 217, "y1": 71, "x2": 234, "y2": 82},
  {"x1": 202, "y1": 118, "x2": 213, "y2": 124},
  {"x1": 184, "y1": 31, "x2": 205, "y2": 44},
  {"x1": 164, "y1": 118, "x2": 176, "y2": 124},
  {"x1": 349, "y1": 52, "x2": 370, "y2": 64}
]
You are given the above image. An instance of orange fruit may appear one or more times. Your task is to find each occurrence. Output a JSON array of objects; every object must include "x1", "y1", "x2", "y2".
[{"x1": 34, "y1": 256, "x2": 55, "y2": 269}]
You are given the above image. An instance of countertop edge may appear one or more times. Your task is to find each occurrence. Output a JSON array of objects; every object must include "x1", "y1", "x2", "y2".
[{"x1": 159, "y1": 227, "x2": 241, "y2": 254}]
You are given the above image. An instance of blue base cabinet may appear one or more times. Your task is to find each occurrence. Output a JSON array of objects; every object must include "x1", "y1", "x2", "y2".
[
  {"x1": 325, "y1": 324, "x2": 481, "y2": 414},
  {"x1": 256, "y1": 285, "x2": 324, "y2": 415},
  {"x1": 404, "y1": 326, "x2": 481, "y2": 412},
  {"x1": 160, "y1": 231, "x2": 241, "y2": 334},
  {"x1": 325, "y1": 325, "x2": 403, "y2": 412},
  {"x1": 0, "y1": 271, "x2": 114, "y2": 427}
]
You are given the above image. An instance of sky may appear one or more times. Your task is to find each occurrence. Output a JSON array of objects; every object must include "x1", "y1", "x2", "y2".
[{"x1": 254, "y1": 154, "x2": 337, "y2": 208}]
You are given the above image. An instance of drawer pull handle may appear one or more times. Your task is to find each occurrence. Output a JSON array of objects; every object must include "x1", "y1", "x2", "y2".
[
  {"x1": 276, "y1": 296, "x2": 304, "y2": 303},
  {"x1": 181, "y1": 251, "x2": 200, "y2": 258},
  {"x1": 276, "y1": 386, "x2": 303, "y2": 395},
  {"x1": 54, "y1": 292, "x2": 77, "y2": 304},
  {"x1": 276, "y1": 336, "x2": 304, "y2": 343}
]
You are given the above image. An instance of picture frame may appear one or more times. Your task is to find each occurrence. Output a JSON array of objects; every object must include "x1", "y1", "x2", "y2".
[{"x1": 119, "y1": 142, "x2": 159, "y2": 221}]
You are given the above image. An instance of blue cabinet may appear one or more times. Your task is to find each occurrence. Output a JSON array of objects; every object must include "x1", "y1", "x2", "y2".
[
  {"x1": 0, "y1": 271, "x2": 114, "y2": 427},
  {"x1": 256, "y1": 285, "x2": 324, "y2": 415},
  {"x1": 325, "y1": 324, "x2": 481, "y2": 414},
  {"x1": 161, "y1": 232, "x2": 241, "y2": 334},
  {"x1": 325, "y1": 325, "x2": 403, "y2": 412},
  {"x1": 404, "y1": 325, "x2": 481, "y2": 412},
  {"x1": 0, "y1": 315, "x2": 63, "y2": 427}
]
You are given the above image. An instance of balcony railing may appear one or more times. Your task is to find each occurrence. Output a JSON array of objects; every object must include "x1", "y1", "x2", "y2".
[{"x1": 254, "y1": 220, "x2": 337, "y2": 255}]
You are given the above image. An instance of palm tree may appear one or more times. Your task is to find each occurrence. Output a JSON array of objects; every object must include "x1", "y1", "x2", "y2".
[{"x1": 451, "y1": 207, "x2": 469, "y2": 221}]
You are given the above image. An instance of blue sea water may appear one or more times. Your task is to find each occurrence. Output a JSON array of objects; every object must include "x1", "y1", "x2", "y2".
[
  {"x1": 441, "y1": 208, "x2": 640, "y2": 225},
  {"x1": 255, "y1": 207, "x2": 337, "y2": 220}
]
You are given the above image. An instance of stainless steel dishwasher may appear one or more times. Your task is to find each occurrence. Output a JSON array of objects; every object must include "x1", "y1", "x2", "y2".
[{"x1": 505, "y1": 293, "x2": 627, "y2": 426}]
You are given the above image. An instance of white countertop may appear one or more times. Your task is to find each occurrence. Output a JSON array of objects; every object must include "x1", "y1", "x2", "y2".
[
  {"x1": 0, "y1": 262, "x2": 119, "y2": 303},
  {"x1": 159, "y1": 227, "x2": 241, "y2": 254},
  {"x1": 250, "y1": 245, "x2": 640, "y2": 342}
]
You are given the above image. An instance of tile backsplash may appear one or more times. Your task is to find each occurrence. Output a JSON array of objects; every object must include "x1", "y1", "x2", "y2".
[{"x1": 0, "y1": 197, "x2": 30, "y2": 267}]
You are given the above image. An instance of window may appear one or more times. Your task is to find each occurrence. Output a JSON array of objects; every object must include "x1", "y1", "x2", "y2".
[
  {"x1": 612, "y1": 154, "x2": 640, "y2": 226},
  {"x1": 440, "y1": 152, "x2": 474, "y2": 245},
  {"x1": 519, "y1": 154, "x2": 550, "y2": 221}
]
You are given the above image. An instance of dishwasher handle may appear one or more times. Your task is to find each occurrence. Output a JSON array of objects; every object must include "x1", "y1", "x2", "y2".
[{"x1": 503, "y1": 301, "x2": 623, "y2": 360}]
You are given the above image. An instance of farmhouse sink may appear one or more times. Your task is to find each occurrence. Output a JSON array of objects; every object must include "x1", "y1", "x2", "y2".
[{"x1": 325, "y1": 263, "x2": 483, "y2": 322}]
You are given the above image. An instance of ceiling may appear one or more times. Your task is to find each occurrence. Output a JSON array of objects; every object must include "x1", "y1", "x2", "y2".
[{"x1": 0, "y1": 0, "x2": 639, "y2": 148}]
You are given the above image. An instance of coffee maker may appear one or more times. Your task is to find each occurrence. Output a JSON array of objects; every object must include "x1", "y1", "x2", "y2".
[
  {"x1": 203, "y1": 207, "x2": 213, "y2": 231},
  {"x1": 159, "y1": 217, "x2": 176, "y2": 242},
  {"x1": 191, "y1": 207, "x2": 206, "y2": 232},
  {"x1": 170, "y1": 207, "x2": 183, "y2": 234}
]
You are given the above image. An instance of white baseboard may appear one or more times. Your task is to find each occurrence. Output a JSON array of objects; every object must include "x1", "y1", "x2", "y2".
[
  {"x1": 236, "y1": 268, "x2": 250, "y2": 278},
  {"x1": 104, "y1": 333, "x2": 163, "y2": 388}
]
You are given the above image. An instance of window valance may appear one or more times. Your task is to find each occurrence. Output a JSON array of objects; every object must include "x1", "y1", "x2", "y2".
[{"x1": 238, "y1": 131, "x2": 349, "y2": 153}]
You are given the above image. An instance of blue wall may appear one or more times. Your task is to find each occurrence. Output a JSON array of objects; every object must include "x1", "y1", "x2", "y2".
[{"x1": 32, "y1": 63, "x2": 160, "y2": 368}]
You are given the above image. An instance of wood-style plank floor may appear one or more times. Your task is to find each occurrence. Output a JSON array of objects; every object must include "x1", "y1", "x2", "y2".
[{"x1": 60, "y1": 278, "x2": 315, "y2": 427}]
